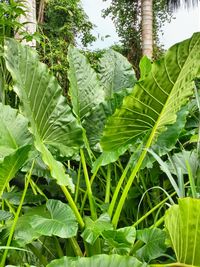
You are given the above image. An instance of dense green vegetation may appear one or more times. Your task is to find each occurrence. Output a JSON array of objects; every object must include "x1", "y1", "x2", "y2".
[
  {"x1": 0, "y1": 1, "x2": 199, "y2": 267},
  {"x1": 0, "y1": 33, "x2": 199, "y2": 267}
]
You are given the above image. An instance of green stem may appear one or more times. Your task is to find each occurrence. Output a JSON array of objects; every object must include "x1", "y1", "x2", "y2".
[
  {"x1": 69, "y1": 237, "x2": 83, "y2": 256},
  {"x1": 75, "y1": 161, "x2": 81, "y2": 203},
  {"x1": 112, "y1": 125, "x2": 160, "y2": 228},
  {"x1": 60, "y1": 185, "x2": 84, "y2": 229},
  {"x1": 112, "y1": 148, "x2": 148, "y2": 227},
  {"x1": 0, "y1": 161, "x2": 35, "y2": 267},
  {"x1": 108, "y1": 155, "x2": 133, "y2": 217},
  {"x1": 80, "y1": 149, "x2": 97, "y2": 220},
  {"x1": 80, "y1": 162, "x2": 101, "y2": 214},
  {"x1": 54, "y1": 237, "x2": 64, "y2": 258},
  {"x1": 105, "y1": 165, "x2": 111, "y2": 203},
  {"x1": 27, "y1": 244, "x2": 48, "y2": 266},
  {"x1": 132, "y1": 190, "x2": 176, "y2": 228}
]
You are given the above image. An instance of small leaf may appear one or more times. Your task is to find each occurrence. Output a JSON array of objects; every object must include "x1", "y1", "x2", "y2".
[
  {"x1": 30, "y1": 199, "x2": 78, "y2": 238},
  {"x1": 102, "y1": 226, "x2": 136, "y2": 254},
  {"x1": 81, "y1": 213, "x2": 113, "y2": 245},
  {"x1": 136, "y1": 228, "x2": 167, "y2": 262}
]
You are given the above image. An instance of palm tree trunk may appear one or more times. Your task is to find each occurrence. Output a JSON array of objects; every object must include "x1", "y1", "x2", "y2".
[
  {"x1": 141, "y1": 0, "x2": 153, "y2": 58},
  {"x1": 15, "y1": 0, "x2": 37, "y2": 47}
]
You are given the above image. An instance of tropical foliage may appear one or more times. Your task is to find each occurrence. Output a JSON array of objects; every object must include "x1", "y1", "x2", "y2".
[{"x1": 0, "y1": 31, "x2": 199, "y2": 267}]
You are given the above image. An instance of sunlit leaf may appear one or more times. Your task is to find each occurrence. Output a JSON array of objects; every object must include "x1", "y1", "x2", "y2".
[
  {"x1": 165, "y1": 198, "x2": 200, "y2": 266},
  {"x1": 47, "y1": 254, "x2": 147, "y2": 267}
]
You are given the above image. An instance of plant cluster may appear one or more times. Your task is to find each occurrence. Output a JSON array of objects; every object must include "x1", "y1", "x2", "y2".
[{"x1": 0, "y1": 32, "x2": 199, "y2": 266}]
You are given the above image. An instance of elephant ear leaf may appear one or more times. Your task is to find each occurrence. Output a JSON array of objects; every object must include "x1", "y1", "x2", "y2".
[
  {"x1": 47, "y1": 254, "x2": 147, "y2": 267},
  {"x1": 101, "y1": 33, "x2": 200, "y2": 164},
  {"x1": 4, "y1": 39, "x2": 83, "y2": 192},
  {"x1": 98, "y1": 49, "x2": 137, "y2": 98},
  {"x1": 67, "y1": 45, "x2": 105, "y2": 121},
  {"x1": 165, "y1": 198, "x2": 200, "y2": 266},
  {"x1": 0, "y1": 145, "x2": 30, "y2": 198}
]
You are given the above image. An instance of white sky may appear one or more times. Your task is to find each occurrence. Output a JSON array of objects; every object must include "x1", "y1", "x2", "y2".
[{"x1": 81, "y1": 0, "x2": 200, "y2": 50}]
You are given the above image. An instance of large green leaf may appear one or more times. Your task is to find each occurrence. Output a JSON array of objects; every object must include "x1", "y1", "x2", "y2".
[
  {"x1": 47, "y1": 254, "x2": 147, "y2": 267},
  {"x1": 101, "y1": 33, "x2": 200, "y2": 162},
  {"x1": 4, "y1": 39, "x2": 83, "y2": 192},
  {"x1": 67, "y1": 45, "x2": 105, "y2": 121},
  {"x1": 165, "y1": 198, "x2": 200, "y2": 266},
  {"x1": 83, "y1": 49, "x2": 136, "y2": 148},
  {"x1": 98, "y1": 49, "x2": 136, "y2": 98},
  {"x1": 0, "y1": 145, "x2": 30, "y2": 197},
  {"x1": 0, "y1": 103, "x2": 31, "y2": 159},
  {"x1": 30, "y1": 199, "x2": 78, "y2": 238}
]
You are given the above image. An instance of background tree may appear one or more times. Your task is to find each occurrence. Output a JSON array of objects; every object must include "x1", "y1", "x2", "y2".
[
  {"x1": 141, "y1": 0, "x2": 153, "y2": 57},
  {"x1": 37, "y1": 0, "x2": 96, "y2": 89},
  {"x1": 103, "y1": 0, "x2": 172, "y2": 74},
  {"x1": 103, "y1": 0, "x2": 199, "y2": 72}
]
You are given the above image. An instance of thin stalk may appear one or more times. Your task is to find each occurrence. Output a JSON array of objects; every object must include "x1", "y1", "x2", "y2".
[
  {"x1": 5, "y1": 200, "x2": 16, "y2": 216},
  {"x1": 139, "y1": 172, "x2": 154, "y2": 210},
  {"x1": 54, "y1": 237, "x2": 64, "y2": 258},
  {"x1": 60, "y1": 185, "x2": 84, "y2": 229},
  {"x1": 69, "y1": 237, "x2": 83, "y2": 256},
  {"x1": 27, "y1": 244, "x2": 48, "y2": 266},
  {"x1": 112, "y1": 147, "x2": 149, "y2": 227},
  {"x1": 75, "y1": 161, "x2": 82, "y2": 203},
  {"x1": 80, "y1": 148, "x2": 97, "y2": 220},
  {"x1": 105, "y1": 165, "x2": 111, "y2": 203},
  {"x1": 30, "y1": 179, "x2": 48, "y2": 201},
  {"x1": 194, "y1": 84, "x2": 200, "y2": 153},
  {"x1": 108, "y1": 154, "x2": 134, "y2": 217},
  {"x1": 133, "y1": 190, "x2": 176, "y2": 228},
  {"x1": 0, "y1": 161, "x2": 35, "y2": 267}
]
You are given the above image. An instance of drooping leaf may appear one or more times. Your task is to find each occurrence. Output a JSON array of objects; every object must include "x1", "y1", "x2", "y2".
[
  {"x1": 81, "y1": 213, "x2": 113, "y2": 245},
  {"x1": 0, "y1": 103, "x2": 31, "y2": 161},
  {"x1": 67, "y1": 45, "x2": 105, "y2": 121},
  {"x1": 102, "y1": 226, "x2": 136, "y2": 254},
  {"x1": 4, "y1": 39, "x2": 83, "y2": 192},
  {"x1": 98, "y1": 49, "x2": 136, "y2": 98},
  {"x1": 136, "y1": 228, "x2": 167, "y2": 262},
  {"x1": 30, "y1": 199, "x2": 78, "y2": 238},
  {"x1": 101, "y1": 33, "x2": 200, "y2": 164},
  {"x1": 47, "y1": 254, "x2": 147, "y2": 267},
  {"x1": 165, "y1": 198, "x2": 200, "y2": 266},
  {"x1": 0, "y1": 145, "x2": 30, "y2": 198}
]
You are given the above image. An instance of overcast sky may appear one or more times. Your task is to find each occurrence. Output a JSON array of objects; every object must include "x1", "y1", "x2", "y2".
[{"x1": 81, "y1": 0, "x2": 200, "y2": 50}]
